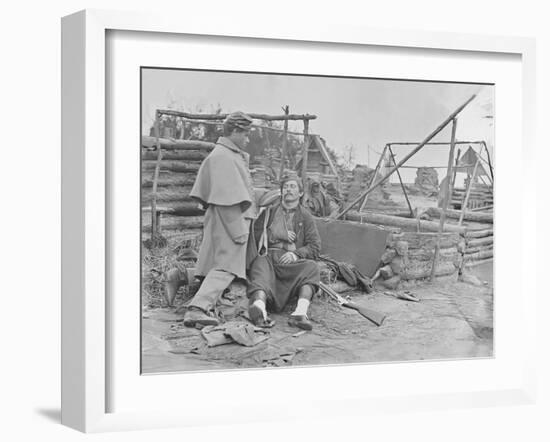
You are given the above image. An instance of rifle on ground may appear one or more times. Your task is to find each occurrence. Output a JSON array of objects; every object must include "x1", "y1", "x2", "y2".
[{"x1": 318, "y1": 281, "x2": 386, "y2": 327}]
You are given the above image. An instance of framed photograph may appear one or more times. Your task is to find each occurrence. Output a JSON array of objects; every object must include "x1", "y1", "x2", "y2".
[{"x1": 61, "y1": 9, "x2": 537, "y2": 432}]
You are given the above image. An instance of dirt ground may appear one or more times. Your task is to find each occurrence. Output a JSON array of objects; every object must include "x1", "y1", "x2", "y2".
[
  {"x1": 141, "y1": 183, "x2": 493, "y2": 373},
  {"x1": 141, "y1": 272, "x2": 493, "y2": 373}
]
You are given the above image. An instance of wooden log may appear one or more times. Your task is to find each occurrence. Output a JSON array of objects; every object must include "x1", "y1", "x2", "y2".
[
  {"x1": 470, "y1": 205, "x2": 493, "y2": 212},
  {"x1": 143, "y1": 202, "x2": 204, "y2": 216},
  {"x1": 143, "y1": 160, "x2": 201, "y2": 173},
  {"x1": 391, "y1": 232, "x2": 461, "y2": 249},
  {"x1": 465, "y1": 228, "x2": 493, "y2": 238},
  {"x1": 141, "y1": 136, "x2": 214, "y2": 151},
  {"x1": 142, "y1": 150, "x2": 209, "y2": 161},
  {"x1": 141, "y1": 187, "x2": 194, "y2": 204},
  {"x1": 408, "y1": 247, "x2": 458, "y2": 262},
  {"x1": 150, "y1": 115, "x2": 162, "y2": 238},
  {"x1": 141, "y1": 176, "x2": 195, "y2": 188},
  {"x1": 279, "y1": 105, "x2": 289, "y2": 180},
  {"x1": 156, "y1": 109, "x2": 317, "y2": 121},
  {"x1": 403, "y1": 261, "x2": 456, "y2": 280},
  {"x1": 459, "y1": 159, "x2": 480, "y2": 225},
  {"x1": 426, "y1": 207, "x2": 493, "y2": 224},
  {"x1": 466, "y1": 236, "x2": 493, "y2": 247},
  {"x1": 388, "y1": 146, "x2": 414, "y2": 217},
  {"x1": 463, "y1": 249, "x2": 493, "y2": 261},
  {"x1": 345, "y1": 211, "x2": 466, "y2": 234},
  {"x1": 142, "y1": 215, "x2": 204, "y2": 231},
  {"x1": 359, "y1": 145, "x2": 387, "y2": 212},
  {"x1": 301, "y1": 117, "x2": 309, "y2": 189},
  {"x1": 464, "y1": 256, "x2": 493, "y2": 267},
  {"x1": 465, "y1": 244, "x2": 493, "y2": 255},
  {"x1": 431, "y1": 118, "x2": 457, "y2": 281}
]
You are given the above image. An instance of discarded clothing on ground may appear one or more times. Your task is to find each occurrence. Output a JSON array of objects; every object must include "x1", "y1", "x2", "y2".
[
  {"x1": 163, "y1": 329, "x2": 205, "y2": 354},
  {"x1": 319, "y1": 255, "x2": 374, "y2": 293},
  {"x1": 201, "y1": 321, "x2": 270, "y2": 347}
]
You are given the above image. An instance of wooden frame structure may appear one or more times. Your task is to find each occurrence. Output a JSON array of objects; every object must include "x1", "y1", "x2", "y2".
[{"x1": 147, "y1": 108, "x2": 319, "y2": 241}]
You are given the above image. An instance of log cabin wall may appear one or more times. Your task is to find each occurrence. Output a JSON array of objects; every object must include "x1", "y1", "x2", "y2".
[{"x1": 141, "y1": 137, "x2": 213, "y2": 241}]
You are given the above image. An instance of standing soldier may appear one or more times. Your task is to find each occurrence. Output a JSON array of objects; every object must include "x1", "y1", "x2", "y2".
[{"x1": 166, "y1": 112, "x2": 257, "y2": 327}]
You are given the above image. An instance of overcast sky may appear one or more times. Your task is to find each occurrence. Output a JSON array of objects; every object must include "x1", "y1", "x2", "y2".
[{"x1": 142, "y1": 68, "x2": 494, "y2": 183}]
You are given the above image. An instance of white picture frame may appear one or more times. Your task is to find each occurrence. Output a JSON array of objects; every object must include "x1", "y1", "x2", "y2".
[{"x1": 61, "y1": 9, "x2": 537, "y2": 433}]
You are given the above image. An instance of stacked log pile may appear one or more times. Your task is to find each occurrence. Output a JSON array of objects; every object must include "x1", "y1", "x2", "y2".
[
  {"x1": 451, "y1": 184, "x2": 493, "y2": 210},
  {"x1": 463, "y1": 228, "x2": 493, "y2": 266},
  {"x1": 377, "y1": 231, "x2": 463, "y2": 287},
  {"x1": 141, "y1": 136, "x2": 213, "y2": 239},
  {"x1": 368, "y1": 222, "x2": 491, "y2": 288}
]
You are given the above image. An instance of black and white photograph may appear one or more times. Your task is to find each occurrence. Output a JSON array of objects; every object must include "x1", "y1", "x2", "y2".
[{"x1": 140, "y1": 68, "x2": 494, "y2": 374}]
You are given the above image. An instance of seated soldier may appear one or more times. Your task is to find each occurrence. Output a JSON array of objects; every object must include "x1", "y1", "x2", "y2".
[
  {"x1": 306, "y1": 180, "x2": 331, "y2": 217},
  {"x1": 246, "y1": 176, "x2": 321, "y2": 331}
]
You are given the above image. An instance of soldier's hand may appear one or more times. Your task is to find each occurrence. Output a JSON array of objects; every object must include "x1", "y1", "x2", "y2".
[
  {"x1": 278, "y1": 252, "x2": 298, "y2": 265},
  {"x1": 234, "y1": 233, "x2": 249, "y2": 244},
  {"x1": 287, "y1": 230, "x2": 296, "y2": 242}
]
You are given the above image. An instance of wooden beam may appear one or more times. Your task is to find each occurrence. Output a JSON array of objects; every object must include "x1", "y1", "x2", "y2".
[
  {"x1": 151, "y1": 112, "x2": 162, "y2": 239},
  {"x1": 458, "y1": 159, "x2": 481, "y2": 225},
  {"x1": 301, "y1": 118, "x2": 310, "y2": 186},
  {"x1": 359, "y1": 145, "x2": 387, "y2": 212},
  {"x1": 388, "y1": 146, "x2": 414, "y2": 217},
  {"x1": 142, "y1": 136, "x2": 214, "y2": 151},
  {"x1": 278, "y1": 105, "x2": 290, "y2": 180},
  {"x1": 345, "y1": 211, "x2": 466, "y2": 233},
  {"x1": 157, "y1": 109, "x2": 317, "y2": 121},
  {"x1": 430, "y1": 118, "x2": 457, "y2": 281},
  {"x1": 387, "y1": 140, "x2": 487, "y2": 147},
  {"x1": 426, "y1": 207, "x2": 493, "y2": 224},
  {"x1": 335, "y1": 94, "x2": 477, "y2": 219}
]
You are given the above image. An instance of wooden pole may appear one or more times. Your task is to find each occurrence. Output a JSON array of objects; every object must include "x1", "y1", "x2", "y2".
[
  {"x1": 388, "y1": 140, "x2": 487, "y2": 147},
  {"x1": 278, "y1": 105, "x2": 290, "y2": 180},
  {"x1": 458, "y1": 158, "x2": 481, "y2": 225},
  {"x1": 388, "y1": 146, "x2": 414, "y2": 217},
  {"x1": 430, "y1": 118, "x2": 458, "y2": 281},
  {"x1": 157, "y1": 109, "x2": 317, "y2": 121},
  {"x1": 301, "y1": 118, "x2": 310, "y2": 193},
  {"x1": 359, "y1": 145, "x2": 387, "y2": 212},
  {"x1": 151, "y1": 111, "x2": 163, "y2": 240},
  {"x1": 450, "y1": 148, "x2": 461, "y2": 193},
  {"x1": 481, "y1": 141, "x2": 494, "y2": 182},
  {"x1": 335, "y1": 94, "x2": 477, "y2": 219}
]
